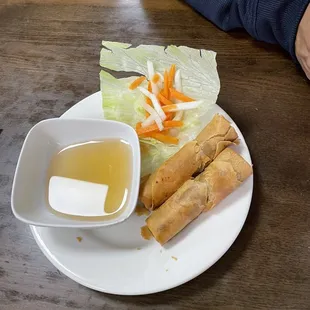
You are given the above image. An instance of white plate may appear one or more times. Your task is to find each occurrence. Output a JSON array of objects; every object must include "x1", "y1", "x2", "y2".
[{"x1": 30, "y1": 91, "x2": 253, "y2": 295}]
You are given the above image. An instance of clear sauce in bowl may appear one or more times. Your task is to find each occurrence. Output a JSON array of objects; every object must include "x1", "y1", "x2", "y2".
[{"x1": 47, "y1": 139, "x2": 132, "y2": 219}]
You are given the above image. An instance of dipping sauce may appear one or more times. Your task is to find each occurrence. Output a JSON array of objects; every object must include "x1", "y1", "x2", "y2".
[{"x1": 47, "y1": 139, "x2": 132, "y2": 218}]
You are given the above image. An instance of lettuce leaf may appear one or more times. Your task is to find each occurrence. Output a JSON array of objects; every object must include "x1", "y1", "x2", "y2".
[
  {"x1": 100, "y1": 41, "x2": 220, "y2": 177},
  {"x1": 99, "y1": 70, "x2": 146, "y2": 125}
]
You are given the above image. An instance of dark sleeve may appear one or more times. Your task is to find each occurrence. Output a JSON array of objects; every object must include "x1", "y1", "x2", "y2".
[{"x1": 185, "y1": 0, "x2": 310, "y2": 61}]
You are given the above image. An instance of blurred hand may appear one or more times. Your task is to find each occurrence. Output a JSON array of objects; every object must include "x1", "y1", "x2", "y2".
[{"x1": 296, "y1": 4, "x2": 310, "y2": 79}]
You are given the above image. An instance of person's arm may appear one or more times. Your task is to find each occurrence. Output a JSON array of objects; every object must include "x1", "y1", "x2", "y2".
[{"x1": 185, "y1": 0, "x2": 309, "y2": 64}]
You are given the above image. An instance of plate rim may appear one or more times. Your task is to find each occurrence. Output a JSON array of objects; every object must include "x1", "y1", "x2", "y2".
[{"x1": 30, "y1": 91, "x2": 253, "y2": 295}]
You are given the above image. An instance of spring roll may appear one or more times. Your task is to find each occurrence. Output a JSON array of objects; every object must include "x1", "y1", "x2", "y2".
[
  {"x1": 146, "y1": 148, "x2": 253, "y2": 245},
  {"x1": 140, "y1": 114, "x2": 238, "y2": 210}
]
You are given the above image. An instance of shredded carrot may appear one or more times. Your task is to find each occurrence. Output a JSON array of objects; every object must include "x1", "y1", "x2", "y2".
[
  {"x1": 168, "y1": 64, "x2": 176, "y2": 88},
  {"x1": 129, "y1": 76, "x2": 146, "y2": 90},
  {"x1": 163, "y1": 104, "x2": 177, "y2": 113},
  {"x1": 136, "y1": 124, "x2": 159, "y2": 135},
  {"x1": 136, "y1": 121, "x2": 183, "y2": 136},
  {"x1": 144, "y1": 97, "x2": 152, "y2": 117},
  {"x1": 136, "y1": 122, "x2": 142, "y2": 131},
  {"x1": 152, "y1": 73, "x2": 160, "y2": 84},
  {"x1": 139, "y1": 129, "x2": 169, "y2": 138},
  {"x1": 159, "y1": 90, "x2": 167, "y2": 104},
  {"x1": 170, "y1": 88, "x2": 195, "y2": 102},
  {"x1": 147, "y1": 80, "x2": 152, "y2": 92},
  {"x1": 165, "y1": 112, "x2": 175, "y2": 120},
  {"x1": 158, "y1": 93, "x2": 174, "y2": 106},
  {"x1": 149, "y1": 132, "x2": 179, "y2": 144},
  {"x1": 145, "y1": 97, "x2": 152, "y2": 106},
  {"x1": 145, "y1": 97, "x2": 153, "y2": 106},
  {"x1": 164, "y1": 120, "x2": 183, "y2": 127},
  {"x1": 163, "y1": 70, "x2": 169, "y2": 98}
]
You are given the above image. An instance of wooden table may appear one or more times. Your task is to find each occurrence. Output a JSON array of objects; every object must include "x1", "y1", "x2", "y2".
[{"x1": 1, "y1": 1, "x2": 309, "y2": 309}]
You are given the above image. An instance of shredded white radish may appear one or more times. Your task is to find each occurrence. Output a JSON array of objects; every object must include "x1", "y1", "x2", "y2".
[
  {"x1": 174, "y1": 70, "x2": 182, "y2": 92},
  {"x1": 142, "y1": 114, "x2": 156, "y2": 127},
  {"x1": 174, "y1": 111, "x2": 184, "y2": 121},
  {"x1": 147, "y1": 60, "x2": 155, "y2": 79},
  {"x1": 151, "y1": 82, "x2": 159, "y2": 95},
  {"x1": 173, "y1": 70, "x2": 184, "y2": 121},
  {"x1": 138, "y1": 87, "x2": 166, "y2": 121},
  {"x1": 154, "y1": 72, "x2": 164, "y2": 90},
  {"x1": 141, "y1": 102, "x2": 164, "y2": 131},
  {"x1": 166, "y1": 101, "x2": 202, "y2": 112},
  {"x1": 146, "y1": 60, "x2": 159, "y2": 95},
  {"x1": 157, "y1": 72, "x2": 164, "y2": 82}
]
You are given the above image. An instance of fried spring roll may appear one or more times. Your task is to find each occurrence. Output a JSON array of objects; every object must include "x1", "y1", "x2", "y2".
[
  {"x1": 146, "y1": 148, "x2": 253, "y2": 245},
  {"x1": 140, "y1": 114, "x2": 238, "y2": 210}
]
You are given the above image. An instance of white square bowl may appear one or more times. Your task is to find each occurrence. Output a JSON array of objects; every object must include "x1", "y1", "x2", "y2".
[{"x1": 11, "y1": 118, "x2": 140, "y2": 228}]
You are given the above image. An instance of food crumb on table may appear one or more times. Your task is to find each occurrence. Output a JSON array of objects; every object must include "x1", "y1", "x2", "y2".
[
  {"x1": 76, "y1": 236, "x2": 83, "y2": 242},
  {"x1": 171, "y1": 256, "x2": 178, "y2": 261}
]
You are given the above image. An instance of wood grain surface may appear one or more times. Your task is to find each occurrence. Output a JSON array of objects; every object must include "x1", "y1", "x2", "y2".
[{"x1": 0, "y1": 1, "x2": 310, "y2": 309}]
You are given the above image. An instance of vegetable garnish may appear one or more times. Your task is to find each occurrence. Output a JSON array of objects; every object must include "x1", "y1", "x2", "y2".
[
  {"x1": 147, "y1": 81, "x2": 152, "y2": 93},
  {"x1": 148, "y1": 133, "x2": 179, "y2": 145},
  {"x1": 100, "y1": 41, "x2": 220, "y2": 176},
  {"x1": 136, "y1": 121, "x2": 183, "y2": 136},
  {"x1": 105, "y1": 62, "x2": 201, "y2": 143},
  {"x1": 173, "y1": 111, "x2": 183, "y2": 121},
  {"x1": 128, "y1": 63, "x2": 202, "y2": 143},
  {"x1": 138, "y1": 87, "x2": 166, "y2": 121},
  {"x1": 128, "y1": 63, "x2": 206, "y2": 142},
  {"x1": 168, "y1": 64, "x2": 176, "y2": 88},
  {"x1": 174, "y1": 70, "x2": 182, "y2": 92},
  {"x1": 158, "y1": 93, "x2": 174, "y2": 106},
  {"x1": 173, "y1": 70, "x2": 184, "y2": 121},
  {"x1": 129, "y1": 76, "x2": 146, "y2": 90},
  {"x1": 145, "y1": 81, "x2": 153, "y2": 117},
  {"x1": 147, "y1": 60, "x2": 159, "y2": 95},
  {"x1": 136, "y1": 122, "x2": 142, "y2": 130},
  {"x1": 141, "y1": 101, "x2": 164, "y2": 131},
  {"x1": 165, "y1": 112, "x2": 175, "y2": 121},
  {"x1": 152, "y1": 73, "x2": 160, "y2": 84},
  {"x1": 162, "y1": 101, "x2": 202, "y2": 113},
  {"x1": 170, "y1": 88, "x2": 195, "y2": 102},
  {"x1": 163, "y1": 70, "x2": 169, "y2": 99}
]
